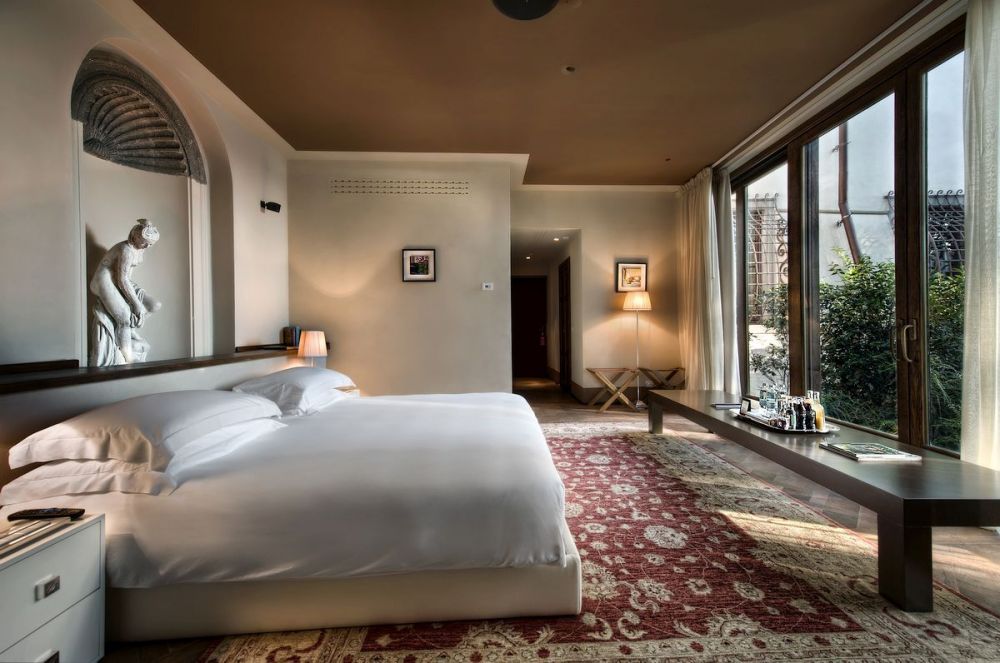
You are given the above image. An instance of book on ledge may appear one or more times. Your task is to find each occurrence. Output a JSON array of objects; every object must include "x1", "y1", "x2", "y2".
[{"x1": 819, "y1": 441, "x2": 921, "y2": 462}]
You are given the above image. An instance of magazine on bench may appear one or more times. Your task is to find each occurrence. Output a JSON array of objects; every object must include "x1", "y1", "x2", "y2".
[{"x1": 819, "y1": 441, "x2": 921, "y2": 462}]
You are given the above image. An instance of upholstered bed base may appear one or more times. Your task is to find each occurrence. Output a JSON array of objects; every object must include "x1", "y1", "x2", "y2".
[{"x1": 108, "y1": 531, "x2": 582, "y2": 641}]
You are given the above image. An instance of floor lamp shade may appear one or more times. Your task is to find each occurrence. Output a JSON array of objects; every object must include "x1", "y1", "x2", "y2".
[
  {"x1": 623, "y1": 291, "x2": 652, "y2": 311},
  {"x1": 298, "y1": 330, "x2": 328, "y2": 367}
]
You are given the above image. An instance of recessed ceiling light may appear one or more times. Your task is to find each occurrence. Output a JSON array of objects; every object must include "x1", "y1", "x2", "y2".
[
  {"x1": 526, "y1": 256, "x2": 532, "y2": 260},
  {"x1": 553, "y1": 237, "x2": 560, "y2": 242},
  {"x1": 664, "y1": 157, "x2": 672, "y2": 162},
  {"x1": 562, "y1": 65, "x2": 577, "y2": 75}
]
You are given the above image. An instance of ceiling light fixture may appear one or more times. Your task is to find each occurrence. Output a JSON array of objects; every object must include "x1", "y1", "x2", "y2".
[
  {"x1": 492, "y1": 0, "x2": 559, "y2": 21},
  {"x1": 562, "y1": 65, "x2": 577, "y2": 75},
  {"x1": 526, "y1": 256, "x2": 532, "y2": 260},
  {"x1": 553, "y1": 237, "x2": 560, "y2": 242}
]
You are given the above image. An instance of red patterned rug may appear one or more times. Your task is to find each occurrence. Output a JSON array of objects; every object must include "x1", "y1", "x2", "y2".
[{"x1": 200, "y1": 423, "x2": 1000, "y2": 661}]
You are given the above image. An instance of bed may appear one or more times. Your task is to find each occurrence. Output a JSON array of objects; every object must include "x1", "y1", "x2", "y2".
[{"x1": 0, "y1": 391, "x2": 581, "y2": 641}]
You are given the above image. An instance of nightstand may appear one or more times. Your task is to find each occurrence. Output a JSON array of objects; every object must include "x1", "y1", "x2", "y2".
[{"x1": 0, "y1": 515, "x2": 105, "y2": 663}]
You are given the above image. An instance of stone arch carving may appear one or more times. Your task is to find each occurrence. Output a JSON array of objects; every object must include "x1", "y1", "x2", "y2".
[{"x1": 71, "y1": 49, "x2": 207, "y2": 183}]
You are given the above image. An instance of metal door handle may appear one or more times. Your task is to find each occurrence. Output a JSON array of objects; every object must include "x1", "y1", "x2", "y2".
[{"x1": 899, "y1": 320, "x2": 916, "y2": 363}]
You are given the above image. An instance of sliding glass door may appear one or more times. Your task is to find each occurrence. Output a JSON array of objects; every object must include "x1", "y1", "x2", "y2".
[
  {"x1": 803, "y1": 94, "x2": 898, "y2": 435},
  {"x1": 733, "y1": 22, "x2": 966, "y2": 453},
  {"x1": 920, "y1": 50, "x2": 966, "y2": 452},
  {"x1": 743, "y1": 163, "x2": 790, "y2": 394}
]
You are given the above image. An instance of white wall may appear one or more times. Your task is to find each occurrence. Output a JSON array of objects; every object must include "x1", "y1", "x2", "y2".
[
  {"x1": 0, "y1": 0, "x2": 289, "y2": 364},
  {"x1": 220, "y1": 118, "x2": 290, "y2": 347},
  {"x1": 511, "y1": 190, "x2": 681, "y2": 395},
  {"x1": 289, "y1": 159, "x2": 512, "y2": 395},
  {"x1": 0, "y1": 1, "x2": 109, "y2": 364}
]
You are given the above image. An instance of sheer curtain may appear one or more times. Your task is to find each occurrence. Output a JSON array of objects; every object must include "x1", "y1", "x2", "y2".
[
  {"x1": 679, "y1": 168, "x2": 725, "y2": 391},
  {"x1": 714, "y1": 170, "x2": 742, "y2": 395},
  {"x1": 962, "y1": 0, "x2": 1000, "y2": 470}
]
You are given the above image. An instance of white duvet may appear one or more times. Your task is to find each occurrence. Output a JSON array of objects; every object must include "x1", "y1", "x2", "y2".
[{"x1": 0, "y1": 393, "x2": 567, "y2": 588}]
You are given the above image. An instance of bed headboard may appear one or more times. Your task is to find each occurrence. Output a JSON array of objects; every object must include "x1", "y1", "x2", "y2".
[{"x1": 0, "y1": 354, "x2": 298, "y2": 488}]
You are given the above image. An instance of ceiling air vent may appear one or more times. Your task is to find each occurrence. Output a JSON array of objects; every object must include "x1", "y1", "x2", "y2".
[{"x1": 329, "y1": 179, "x2": 470, "y2": 195}]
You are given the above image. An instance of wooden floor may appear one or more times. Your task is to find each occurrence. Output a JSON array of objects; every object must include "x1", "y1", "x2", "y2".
[{"x1": 104, "y1": 380, "x2": 1000, "y2": 661}]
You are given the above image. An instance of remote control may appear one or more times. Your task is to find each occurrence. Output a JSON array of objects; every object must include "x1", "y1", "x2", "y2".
[{"x1": 7, "y1": 508, "x2": 85, "y2": 522}]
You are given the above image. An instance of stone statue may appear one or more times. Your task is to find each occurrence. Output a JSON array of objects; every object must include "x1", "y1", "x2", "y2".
[{"x1": 89, "y1": 219, "x2": 162, "y2": 366}]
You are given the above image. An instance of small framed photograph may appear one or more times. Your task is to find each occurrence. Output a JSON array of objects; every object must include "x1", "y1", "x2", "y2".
[
  {"x1": 616, "y1": 261, "x2": 647, "y2": 292},
  {"x1": 402, "y1": 248, "x2": 436, "y2": 282}
]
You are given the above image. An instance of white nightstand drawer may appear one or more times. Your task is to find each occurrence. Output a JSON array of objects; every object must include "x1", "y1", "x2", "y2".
[
  {"x1": 0, "y1": 524, "x2": 101, "y2": 651},
  {"x1": 0, "y1": 590, "x2": 102, "y2": 663}
]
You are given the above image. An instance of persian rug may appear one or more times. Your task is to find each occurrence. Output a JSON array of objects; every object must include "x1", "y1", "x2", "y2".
[{"x1": 199, "y1": 423, "x2": 1000, "y2": 662}]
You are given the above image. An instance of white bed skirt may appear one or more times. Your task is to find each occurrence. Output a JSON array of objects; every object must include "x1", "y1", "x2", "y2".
[{"x1": 108, "y1": 531, "x2": 582, "y2": 641}]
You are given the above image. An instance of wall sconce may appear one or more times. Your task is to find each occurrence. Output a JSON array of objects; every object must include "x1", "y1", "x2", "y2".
[{"x1": 260, "y1": 200, "x2": 282, "y2": 213}]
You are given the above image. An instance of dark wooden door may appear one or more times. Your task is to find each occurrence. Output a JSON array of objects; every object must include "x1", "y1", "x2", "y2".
[
  {"x1": 511, "y1": 276, "x2": 548, "y2": 378},
  {"x1": 558, "y1": 258, "x2": 571, "y2": 392}
]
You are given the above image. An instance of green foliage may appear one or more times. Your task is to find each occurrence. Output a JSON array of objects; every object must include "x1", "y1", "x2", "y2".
[
  {"x1": 750, "y1": 254, "x2": 964, "y2": 450},
  {"x1": 748, "y1": 288, "x2": 790, "y2": 387},
  {"x1": 926, "y1": 268, "x2": 964, "y2": 450},
  {"x1": 817, "y1": 254, "x2": 897, "y2": 434}
]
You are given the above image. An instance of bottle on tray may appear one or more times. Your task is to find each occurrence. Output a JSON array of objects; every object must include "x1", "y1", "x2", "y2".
[
  {"x1": 804, "y1": 402, "x2": 816, "y2": 430},
  {"x1": 793, "y1": 398, "x2": 806, "y2": 430},
  {"x1": 807, "y1": 390, "x2": 826, "y2": 431}
]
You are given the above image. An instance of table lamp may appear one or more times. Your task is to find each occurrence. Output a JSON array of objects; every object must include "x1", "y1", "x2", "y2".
[
  {"x1": 298, "y1": 330, "x2": 328, "y2": 368},
  {"x1": 623, "y1": 291, "x2": 651, "y2": 409}
]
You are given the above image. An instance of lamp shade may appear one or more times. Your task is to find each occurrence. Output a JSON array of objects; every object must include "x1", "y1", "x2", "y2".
[
  {"x1": 297, "y1": 330, "x2": 328, "y2": 358},
  {"x1": 623, "y1": 291, "x2": 651, "y2": 311}
]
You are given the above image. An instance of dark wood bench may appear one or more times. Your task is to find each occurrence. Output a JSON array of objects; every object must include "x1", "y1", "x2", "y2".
[{"x1": 647, "y1": 389, "x2": 1000, "y2": 612}]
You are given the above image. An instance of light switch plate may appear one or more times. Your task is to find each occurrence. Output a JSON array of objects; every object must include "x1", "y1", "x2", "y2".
[{"x1": 482, "y1": 282, "x2": 494, "y2": 291}]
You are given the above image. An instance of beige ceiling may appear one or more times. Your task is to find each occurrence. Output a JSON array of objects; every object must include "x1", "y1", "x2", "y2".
[{"x1": 135, "y1": 0, "x2": 924, "y2": 185}]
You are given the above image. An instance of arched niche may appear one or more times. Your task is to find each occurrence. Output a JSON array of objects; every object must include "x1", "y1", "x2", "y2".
[
  {"x1": 69, "y1": 44, "x2": 236, "y2": 364},
  {"x1": 71, "y1": 50, "x2": 206, "y2": 184}
]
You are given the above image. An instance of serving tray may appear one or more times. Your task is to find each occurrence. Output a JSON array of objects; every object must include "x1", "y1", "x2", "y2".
[{"x1": 732, "y1": 411, "x2": 838, "y2": 435}]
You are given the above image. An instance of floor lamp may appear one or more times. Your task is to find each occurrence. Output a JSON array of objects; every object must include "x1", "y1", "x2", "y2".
[{"x1": 623, "y1": 291, "x2": 652, "y2": 409}]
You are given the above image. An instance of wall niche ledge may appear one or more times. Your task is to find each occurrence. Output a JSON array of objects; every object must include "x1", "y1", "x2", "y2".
[{"x1": 0, "y1": 350, "x2": 293, "y2": 396}]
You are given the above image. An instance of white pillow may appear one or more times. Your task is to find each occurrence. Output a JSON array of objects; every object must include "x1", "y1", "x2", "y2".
[
  {"x1": 233, "y1": 367, "x2": 355, "y2": 416},
  {"x1": 9, "y1": 390, "x2": 281, "y2": 471},
  {"x1": 166, "y1": 418, "x2": 286, "y2": 479},
  {"x1": 0, "y1": 459, "x2": 175, "y2": 506}
]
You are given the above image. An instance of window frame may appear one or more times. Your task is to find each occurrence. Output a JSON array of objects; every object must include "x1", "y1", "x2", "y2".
[
  {"x1": 733, "y1": 153, "x2": 788, "y2": 395},
  {"x1": 907, "y1": 37, "x2": 968, "y2": 453},
  {"x1": 730, "y1": 18, "x2": 966, "y2": 454}
]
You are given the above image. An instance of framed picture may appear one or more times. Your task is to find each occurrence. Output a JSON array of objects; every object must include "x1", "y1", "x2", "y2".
[
  {"x1": 402, "y1": 248, "x2": 436, "y2": 282},
  {"x1": 616, "y1": 261, "x2": 647, "y2": 292}
]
